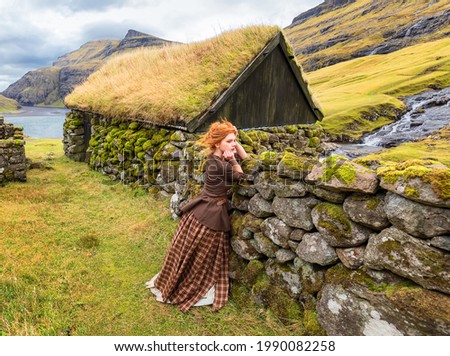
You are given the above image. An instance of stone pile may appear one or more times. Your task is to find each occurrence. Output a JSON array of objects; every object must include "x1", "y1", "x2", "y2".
[{"x1": 0, "y1": 116, "x2": 26, "y2": 185}]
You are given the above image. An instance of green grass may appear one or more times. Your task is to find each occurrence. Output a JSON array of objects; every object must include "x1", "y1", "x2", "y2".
[
  {"x1": 286, "y1": 0, "x2": 450, "y2": 72},
  {"x1": 0, "y1": 95, "x2": 20, "y2": 113},
  {"x1": 355, "y1": 126, "x2": 450, "y2": 167},
  {"x1": 0, "y1": 139, "x2": 299, "y2": 336}
]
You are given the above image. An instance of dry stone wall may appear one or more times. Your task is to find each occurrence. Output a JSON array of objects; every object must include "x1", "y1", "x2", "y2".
[
  {"x1": 63, "y1": 110, "x2": 450, "y2": 335},
  {"x1": 228, "y1": 156, "x2": 450, "y2": 336},
  {"x1": 0, "y1": 116, "x2": 26, "y2": 185}
]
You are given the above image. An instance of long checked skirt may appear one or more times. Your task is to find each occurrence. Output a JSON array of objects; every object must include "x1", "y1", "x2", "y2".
[{"x1": 150, "y1": 211, "x2": 230, "y2": 313}]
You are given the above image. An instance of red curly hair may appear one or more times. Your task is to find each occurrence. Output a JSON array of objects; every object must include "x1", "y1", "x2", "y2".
[{"x1": 196, "y1": 118, "x2": 236, "y2": 154}]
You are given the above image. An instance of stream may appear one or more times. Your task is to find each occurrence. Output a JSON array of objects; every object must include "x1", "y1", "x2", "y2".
[{"x1": 331, "y1": 86, "x2": 450, "y2": 159}]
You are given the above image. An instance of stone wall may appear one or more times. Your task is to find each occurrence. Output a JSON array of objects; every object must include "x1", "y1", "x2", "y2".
[
  {"x1": 63, "y1": 110, "x2": 450, "y2": 335},
  {"x1": 0, "y1": 116, "x2": 26, "y2": 185},
  {"x1": 227, "y1": 156, "x2": 450, "y2": 336}
]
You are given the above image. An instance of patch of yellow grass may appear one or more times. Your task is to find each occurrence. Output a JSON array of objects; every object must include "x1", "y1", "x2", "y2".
[{"x1": 65, "y1": 25, "x2": 280, "y2": 126}]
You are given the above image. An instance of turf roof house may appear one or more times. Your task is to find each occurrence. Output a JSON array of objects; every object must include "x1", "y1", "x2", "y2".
[{"x1": 65, "y1": 26, "x2": 322, "y2": 135}]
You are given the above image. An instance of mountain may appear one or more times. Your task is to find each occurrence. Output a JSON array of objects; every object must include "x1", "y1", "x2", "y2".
[
  {"x1": 285, "y1": 0, "x2": 450, "y2": 72},
  {"x1": 1, "y1": 30, "x2": 174, "y2": 107}
]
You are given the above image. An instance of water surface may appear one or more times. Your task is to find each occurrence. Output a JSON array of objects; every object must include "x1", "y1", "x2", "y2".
[{"x1": 2, "y1": 106, "x2": 69, "y2": 139}]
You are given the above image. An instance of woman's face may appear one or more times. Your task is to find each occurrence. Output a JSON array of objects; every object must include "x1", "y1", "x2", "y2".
[{"x1": 216, "y1": 133, "x2": 237, "y2": 154}]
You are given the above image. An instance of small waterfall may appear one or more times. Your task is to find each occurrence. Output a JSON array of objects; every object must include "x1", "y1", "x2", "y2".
[
  {"x1": 329, "y1": 87, "x2": 450, "y2": 159},
  {"x1": 362, "y1": 86, "x2": 450, "y2": 148}
]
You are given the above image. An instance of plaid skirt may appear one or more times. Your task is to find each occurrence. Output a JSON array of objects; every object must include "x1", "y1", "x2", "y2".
[{"x1": 152, "y1": 211, "x2": 230, "y2": 313}]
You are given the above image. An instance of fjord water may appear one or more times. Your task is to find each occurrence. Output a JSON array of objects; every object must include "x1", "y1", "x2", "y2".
[{"x1": 3, "y1": 106, "x2": 69, "y2": 138}]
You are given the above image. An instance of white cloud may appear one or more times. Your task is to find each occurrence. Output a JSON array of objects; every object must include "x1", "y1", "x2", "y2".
[{"x1": 0, "y1": 0, "x2": 322, "y2": 92}]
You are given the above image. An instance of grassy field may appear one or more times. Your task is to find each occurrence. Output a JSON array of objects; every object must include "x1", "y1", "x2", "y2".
[{"x1": 0, "y1": 139, "x2": 299, "y2": 336}]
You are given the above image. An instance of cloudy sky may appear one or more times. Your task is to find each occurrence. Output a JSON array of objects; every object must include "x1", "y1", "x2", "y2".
[{"x1": 0, "y1": 0, "x2": 322, "y2": 92}]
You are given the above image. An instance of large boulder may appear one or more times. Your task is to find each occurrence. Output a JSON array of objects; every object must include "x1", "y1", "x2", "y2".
[
  {"x1": 311, "y1": 202, "x2": 374, "y2": 247},
  {"x1": 343, "y1": 193, "x2": 390, "y2": 230},
  {"x1": 317, "y1": 266, "x2": 450, "y2": 335},
  {"x1": 306, "y1": 155, "x2": 379, "y2": 194},
  {"x1": 365, "y1": 227, "x2": 450, "y2": 294},
  {"x1": 384, "y1": 192, "x2": 450, "y2": 238},
  {"x1": 272, "y1": 196, "x2": 319, "y2": 230},
  {"x1": 378, "y1": 160, "x2": 450, "y2": 208}
]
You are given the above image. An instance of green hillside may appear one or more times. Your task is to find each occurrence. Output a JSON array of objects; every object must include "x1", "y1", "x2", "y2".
[
  {"x1": 0, "y1": 94, "x2": 20, "y2": 113},
  {"x1": 286, "y1": 0, "x2": 450, "y2": 71}
]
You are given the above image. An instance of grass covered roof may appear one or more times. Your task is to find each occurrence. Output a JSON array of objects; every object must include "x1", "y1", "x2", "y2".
[{"x1": 65, "y1": 25, "x2": 282, "y2": 126}]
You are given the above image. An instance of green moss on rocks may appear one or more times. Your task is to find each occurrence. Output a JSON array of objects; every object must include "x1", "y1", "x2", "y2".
[
  {"x1": 242, "y1": 260, "x2": 266, "y2": 288},
  {"x1": 302, "y1": 309, "x2": 327, "y2": 336},
  {"x1": 247, "y1": 130, "x2": 269, "y2": 145},
  {"x1": 251, "y1": 273, "x2": 271, "y2": 305},
  {"x1": 285, "y1": 125, "x2": 299, "y2": 134},
  {"x1": 230, "y1": 283, "x2": 251, "y2": 309},
  {"x1": 315, "y1": 202, "x2": 352, "y2": 236},
  {"x1": 128, "y1": 122, "x2": 140, "y2": 130},
  {"x1": 308, "y1": 136, "x2": 321, "y2": 148},
  {"x1": 267, "y1": 285, "x2": 303, "y2": 324},
  {"x1": 238, "y1": 130, "x2": 254, "y2": 147},
  {"x1": 322, "y1": 155, "x2": 357, "y2": 184},
  {"x1": 259, "y1": 151, "x2": 279, "y2": 166},
  {"x1": 377, "y1": 160, "x2": 450, "y2": 200},
  {"x1": 281, "y1": 152, "x2": 315, "y2": 172}
]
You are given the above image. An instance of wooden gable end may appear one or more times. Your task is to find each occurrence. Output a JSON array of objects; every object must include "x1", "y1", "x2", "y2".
[{"x1": 187, "y1": 33, "x2": 321, "y2": 132}]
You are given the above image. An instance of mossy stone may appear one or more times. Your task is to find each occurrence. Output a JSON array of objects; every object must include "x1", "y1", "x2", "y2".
[
  {"x1": 322, "y1": 155, "x2": 357, "y2": 185},
  {"x1": 377, "y1": 160, "x2": 450, "y2": 200},
  {"x1": 128, "y1": 122, "x2": 140, "y2": 130},
  {"x1": 242, "y1": 260, "x2": 265, "y2": 288},
  {"x1": 259, "y1": 151, "x2": 278, "y2": 166},
  {"x1": 315, "y1": 202, "x2": 352, "y2": 239},
  {"x1": 239, "y1": 130, "x2": 254, "y2": 147}
]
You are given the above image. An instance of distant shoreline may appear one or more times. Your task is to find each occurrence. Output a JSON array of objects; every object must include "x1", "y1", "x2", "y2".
[{"x1": 2, "y1": 106, "x2": 69, "y2": 118}]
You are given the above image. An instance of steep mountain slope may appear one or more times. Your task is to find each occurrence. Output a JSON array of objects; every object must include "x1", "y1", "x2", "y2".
[
  {"x1": 1, "y1": 30, "x2": 173, "y2": 107},
  {"x1": 285, "y1": 0, "x2": 450, "y2": 72}
]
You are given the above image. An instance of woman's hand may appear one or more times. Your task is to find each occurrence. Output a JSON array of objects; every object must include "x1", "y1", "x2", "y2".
[{"x1": 223, "y1": 150, "x2": 235, "y2": 160}]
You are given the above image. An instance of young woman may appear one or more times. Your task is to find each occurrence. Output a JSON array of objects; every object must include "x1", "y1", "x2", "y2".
[{"x1": 147, "y1": 119, "x2": 247, "y2": 313}]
